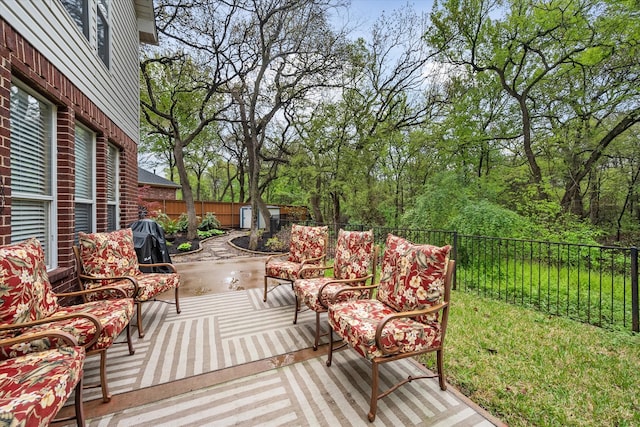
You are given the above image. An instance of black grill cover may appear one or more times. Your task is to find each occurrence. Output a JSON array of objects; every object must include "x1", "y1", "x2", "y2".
[{"x1": 128, "y1": 219, "x2": 173, "y2": 273}]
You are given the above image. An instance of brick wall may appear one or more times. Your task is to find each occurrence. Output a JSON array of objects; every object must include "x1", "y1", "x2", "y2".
[{"x1": 0, "y1": 18, "x2": 139, "y2": 293}]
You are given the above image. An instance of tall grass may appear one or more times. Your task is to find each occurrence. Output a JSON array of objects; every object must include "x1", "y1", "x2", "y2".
[{"x1": 420, "y1": 290, "x2": 640, "y2": 426}]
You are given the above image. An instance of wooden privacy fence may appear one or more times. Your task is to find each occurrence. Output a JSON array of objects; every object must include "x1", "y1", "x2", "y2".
[{"x1": 145, "y1": 199, "x2": 307, "y2": 229}]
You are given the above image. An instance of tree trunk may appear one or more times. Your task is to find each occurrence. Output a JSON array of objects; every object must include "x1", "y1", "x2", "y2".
[{"x1": 174, "y1": 143, "x2": 199, "y2": 239}]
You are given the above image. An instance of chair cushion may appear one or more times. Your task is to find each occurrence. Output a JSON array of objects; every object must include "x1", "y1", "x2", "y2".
[
  {"x1": 266, "y1": 260, "x2": 324, "y2": 282},
  {"x1": 0, "y1": 238, "x2": 59, "y2": 325},
  {"x1": 0, "y1": 346, "x2": 85, "y2": 427},
  {"x1": 328, "y1": 299, "x2": 442, "y2": 359},
  {"x1": 288, "y1": 224, "x2": 328, "y2": 263},
  {"x1": 84, "y1": 273, "x2": 180, "y2": 302},
  {"x1": 78, "y1": 229, "x2": 140, "y2": 277},
  {"x1": 333, "y1": 229, "x2": 374, "y2": 280},
  {"x1": 294, "y1": 277, "x2": 370, "y2": 312},
  {"x1": 377, "y1": 235, "x2": 451, "y2": 323},
  {"x1": 0, "y1": 298, "x2": 134, "y2": 358}
]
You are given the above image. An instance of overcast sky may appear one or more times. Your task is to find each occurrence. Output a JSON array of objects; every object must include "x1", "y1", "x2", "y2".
[{"x1": 333, "y1": 0, "x2": 435, "y2": 39}]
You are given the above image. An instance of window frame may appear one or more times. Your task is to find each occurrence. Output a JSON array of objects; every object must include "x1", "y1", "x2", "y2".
[
  {"x1": 106, "y1": 143, "x2": 119, "y2": 231},
  {"x1": 9, "y1": 81, "x2": 58, "y2": 268},
  {"x1": 74, "y1": 123, "x2": 96, "y2": 238}
]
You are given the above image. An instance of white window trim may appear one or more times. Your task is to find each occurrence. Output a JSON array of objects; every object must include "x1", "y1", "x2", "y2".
[
  {"x1": 74, "y1": 123, "x2": 96, "y2": 234},
  {"x1": 10, "y1": 81, "x2": 58, "y2": 268},
  {"x1": 107, "y1": 143, "x2": 119, "y2": 230}
]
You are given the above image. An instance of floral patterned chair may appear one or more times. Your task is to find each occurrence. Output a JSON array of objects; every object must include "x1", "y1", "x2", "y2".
[
  {"x1": 263, "y1": 224, "x2": 329, "y2": 302},
  {"x1": 74, "y1": 228, "x2": 181, "y2": 338},
  {"x1": 326, "y1": 233, "x2": 454, "y2": 422},
  {"x1": 293, "y1": 229, "x2": 377, "y2": 350},
  {"x1": 0, "y1": 237, "x2": 135, "y2": 403},
  {"x1": 0, "y1": 330, "x2": 85, "y2": 426}
]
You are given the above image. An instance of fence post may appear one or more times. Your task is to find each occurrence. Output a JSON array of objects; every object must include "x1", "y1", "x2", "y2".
[
  {"x1": 632, "y1": 246, "x2": 638, "y2": 333},
  {"x1": 452, "y1": 231, "x2": 458, "y2": 291}
]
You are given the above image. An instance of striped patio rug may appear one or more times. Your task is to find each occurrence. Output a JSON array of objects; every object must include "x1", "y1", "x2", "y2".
[{"x1": 77, "y1": 286, "x2": 499, "y2": 426}]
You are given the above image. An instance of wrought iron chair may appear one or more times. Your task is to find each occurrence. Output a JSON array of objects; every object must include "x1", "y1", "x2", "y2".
[
  {"x1": 74, "y1": 228, "x2": 181, "y2": 338},
  {"x1": 293, "y1": 229, "x2": 377, "y2": 350},
  {"x1": 0, "y1": 237, "x2": 135, "y2": 403},
  {"x1": 326, "y1": 233, "x2": 454, "y2": 422},
  {"x1": 263, "y1": 224, "x2": 328, "y2": 302}
]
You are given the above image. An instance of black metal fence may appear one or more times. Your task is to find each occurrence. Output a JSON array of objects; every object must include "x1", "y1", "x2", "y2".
[{"x1": 281, "y1": 220, "x2": 639, "y2": 332}]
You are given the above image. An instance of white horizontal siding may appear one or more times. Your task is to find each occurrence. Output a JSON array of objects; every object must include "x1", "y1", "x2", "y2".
[{"x1": 0, "y1": 0, "x2": 140, "y2": 143}]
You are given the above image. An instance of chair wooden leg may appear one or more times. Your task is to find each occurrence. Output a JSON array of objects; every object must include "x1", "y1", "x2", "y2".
[
  {"x1": 263, "y1": 277, "x2": 268, "y2": 302},
  {"x1": 293, "y1": 295, "x2": 299, "y2": 324},
  {"x1": 326, "y1": 328, "x2": 334, "y2": 366},
  {"x1": 313, "y1": 311, "x2": 321, "y2": 351},
  {"x1": 437, "y1": 349, "x2": 447, "y2": 390},
  {"x1": 175, "y1": 286, "x2": 181, "y2": 314},
  {"x1": 368, "y1": 360, "x2": 379, "y2": 422},
  {"x1": 99, "y1": 350, "x2": 111, "y2": 403},
  {"x1": 136, "y1": 301, "x2": 145, "y2": 338},
  {"x1": 126, "y1": 321, "x2": 135, "y2": 355},
  {"x1": 74, "y1": 375, "x2": 85, "y2": 427}
]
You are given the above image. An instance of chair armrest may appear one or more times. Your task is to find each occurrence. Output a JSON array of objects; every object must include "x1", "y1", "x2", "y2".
[
  {"x1": 58, "y1": 284, "x2": 130, "y2": 299},
  {"x1": 77, "y1": 273, "x2": 140, "y2": 298},
  {"x1": 300, "y1": 254, "x2": 326, "y2": 267},
  {"x1": 318, "y1": 274, "x2": 374, "y2": 309},
  {"x1": 265, "y1": 252, "x2": 289, "y2": 264},
  {"x1": 374, "y1": 302, "x2": 449, "y2": 356},
  {"x1": 329, "y1": 281, "x2": 379, "y2": 305},
  {"x1": 298, "y1": 264, "x2": 333, "y2": 278},
  {"x1": 0, "y1": 330, "x2": 79, "y2": 348},
  {"x1": 0, "y1": 312, "x2": 103, "y2": 349}
]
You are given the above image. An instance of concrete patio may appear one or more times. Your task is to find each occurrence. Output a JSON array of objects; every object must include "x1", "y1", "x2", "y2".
[{"x1": 58, "y1": 231, "x2": 504, "y2": 426}]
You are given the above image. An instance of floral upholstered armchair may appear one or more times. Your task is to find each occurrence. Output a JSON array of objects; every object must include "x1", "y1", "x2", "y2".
[
  {"x1": 0, "y1": 330, "x2": 86, "y2": 426},
  {"x1": 263, "y1": 224, "x2": 329, "y2": 302},
  {"x1": 74, "y1": 228, "x2": 181, "y2": 338},
  {"x1": 293, "y1": 229, "x2": 377, "y2": 350},
  {"x1": 0, "y1": 237, "x2": 135, "y2": 403},
  {"x1": 326, "y1": 233, "x2": 454, "y2": 422}
]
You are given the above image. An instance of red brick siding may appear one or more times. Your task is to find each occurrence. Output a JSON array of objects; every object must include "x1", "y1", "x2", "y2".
[
  {"x1": 0, "y1": 18, "x2": 139, "y2": 293},
  {"x1": 141, "y1": 186, "x2": 178, "y2": 200}
]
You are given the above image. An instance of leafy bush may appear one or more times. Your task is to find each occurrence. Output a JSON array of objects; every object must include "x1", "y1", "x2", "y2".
[
  {"x1": 153, "y1": 213, "x2": 179, "y2": 236},
  {"x1": 197, "y1": 229, "x2": 224, "y2": 239},
  {"x1": 265, "y1": 227, "x2": 291, "y2": 252},
  {"x1": 177, "y1": 242, "x2": 192, "y2": 252},
  {"x1": 449, "y1": 200, "x2": 537, "y2": 239},
  {"x1": 176, "y1": 213, "x2": 190, "y2": 233},
  {"x1": 198, "y1": 212, "x2": 221, "y2": 231}
]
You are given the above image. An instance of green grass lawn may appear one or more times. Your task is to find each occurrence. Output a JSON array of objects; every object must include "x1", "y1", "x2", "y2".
[{"x1": 420, "y1": 290, "x2": 640, "y2": 427}]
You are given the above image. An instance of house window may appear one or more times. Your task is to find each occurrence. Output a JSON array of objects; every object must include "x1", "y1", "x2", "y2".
[
  {"x1": 107, "y1": 144, "x2": 119, "y2": 231},
  {"x1": 60, "y1": 0, "x2": 89, "y2": 40},
  {"x1": 75, "y1": 124, "x2": 95, "y2": 237},
  {"x1": 97, "y1": 0, "x2": 110, "y2": 66},
  {"x1": 9, "y1": 83, "x2": 56, "y2": 267}
]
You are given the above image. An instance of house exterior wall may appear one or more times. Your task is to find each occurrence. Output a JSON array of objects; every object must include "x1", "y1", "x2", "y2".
[
  {"x1": 0, "y1": 1, "x2": 141, "y2": 142},
  {"x1": 142, "y1": 186, "x2": 178, "y2": 200},
  {"x1": 0, "y1": 2, "x2": 142, "y2": 293}
]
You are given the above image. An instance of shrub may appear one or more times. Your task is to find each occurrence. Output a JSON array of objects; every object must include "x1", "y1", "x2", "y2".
[
  {"x1": 153, "y1": 213, "x2": 179, "y2": 236},
  {"x1": 265, "y1": 227, "x2": 291, "y2": 251},
  {"x1": 177, "y1": 242, "x2": 192, "y2": 252},
  {"x1": 198, "y1": 212, "x2": 221, "y2": 231},
  {"x1": 197, "y1": 229, "x2": 224, "y2": 239}
]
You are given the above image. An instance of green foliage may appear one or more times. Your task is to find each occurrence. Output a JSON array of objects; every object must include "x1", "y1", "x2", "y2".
[
  {"x1": 401, "y1": 172, "x2": 473, "y2": 230},
  {"x1": 176, "y1": 213, "x2": 199, "y2": 233},
  {"x1": 153, "y1": 213, "x2": 179, "y2": 236},
  {"x1": 429, "y1": 291, "x2": 640, "y2": 427},
  {"x1": 450, "y1": 200, "x2": 536, "y2": 239},
  {"x1": 197, "y1": 229, "x2": 224, "y2": 239},
  {"x1": 198, "y1": 212, "x2": 221, "y2": 231},
  {"x1": 265, "y1": 227, "x2": 291, "y2": 252},
  {"x1": 177, "y1": 242, "x2": 192, "y2": 252}
]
